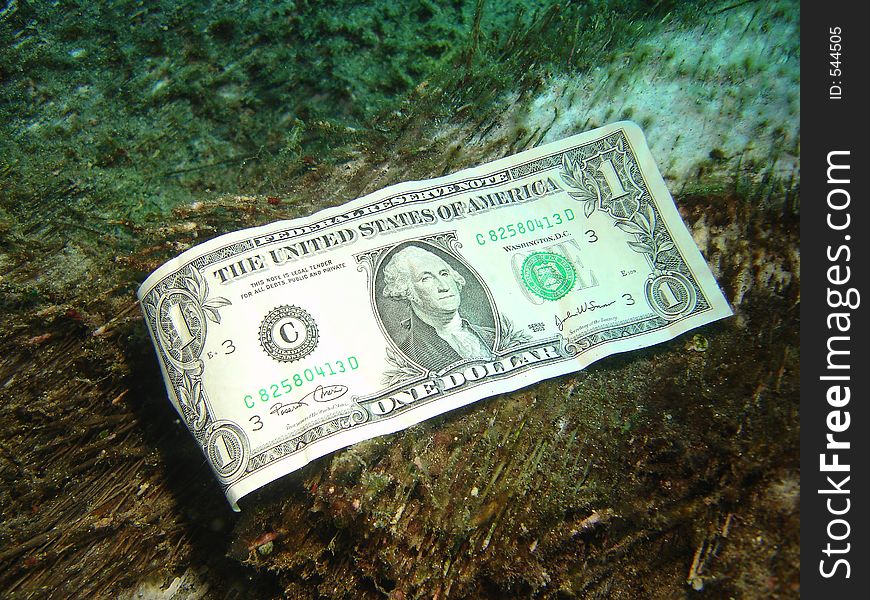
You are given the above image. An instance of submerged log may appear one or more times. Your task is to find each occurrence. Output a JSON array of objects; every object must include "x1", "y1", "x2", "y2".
[{"x1": 0, "y1": 1, "x2": 798, "y2": 598}]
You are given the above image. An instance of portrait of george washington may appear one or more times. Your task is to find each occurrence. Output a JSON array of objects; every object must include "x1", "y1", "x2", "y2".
[{"x1": 376, "y1": 243, "x2": 496, "y2": 372}]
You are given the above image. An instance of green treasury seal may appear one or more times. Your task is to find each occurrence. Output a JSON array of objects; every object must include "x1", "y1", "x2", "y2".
[{"x1": 521, "y1": 252, "x2": 576, "y2": 301}]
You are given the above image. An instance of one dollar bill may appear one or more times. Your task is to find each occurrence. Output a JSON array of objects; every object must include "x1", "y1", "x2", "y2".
[{"x1": 138, "y1": 122, "x2": 732, "y2": 510}]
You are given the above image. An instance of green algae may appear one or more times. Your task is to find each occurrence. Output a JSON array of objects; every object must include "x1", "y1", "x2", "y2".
[
  {"x1": 0, "y1": 0, "x2": 799, "y2": 598},
  {"x1": 1, "y1": 0, "x2": 717, "y2": 229}
]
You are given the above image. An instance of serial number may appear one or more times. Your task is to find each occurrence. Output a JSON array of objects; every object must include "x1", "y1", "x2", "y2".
[
  {"x1": 243, "y1": 356, "x2": 358, "y2": 408},
  {"x1": 475, "y1": 209, "x2": 575, "y2": 245}
]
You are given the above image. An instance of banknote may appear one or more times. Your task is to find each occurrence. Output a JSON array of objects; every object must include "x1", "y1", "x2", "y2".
[{"x1": 138, "y1": 121, "x2": 732, "y2": 510}]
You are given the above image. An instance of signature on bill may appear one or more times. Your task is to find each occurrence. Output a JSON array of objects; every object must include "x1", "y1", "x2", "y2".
[
  {"x1": 269, "y1": 384, "x2": 349, "y2": 417},
  {"x1": 554, "y1": 299, "x2": 616, "y2": 332}
]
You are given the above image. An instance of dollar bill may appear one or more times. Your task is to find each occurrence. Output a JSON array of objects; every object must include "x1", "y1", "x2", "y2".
[{"x1": 138, "y1": 121, "x2": 732, "y2": 510}]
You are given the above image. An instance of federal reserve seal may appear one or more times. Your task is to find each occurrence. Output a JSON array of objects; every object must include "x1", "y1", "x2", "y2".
[
  {"x1": 521, "y1": 252, "x2": 576, "y2": 301},
  {"x1": 259, "y1": 305, "x2": 319, "y2": 362}
]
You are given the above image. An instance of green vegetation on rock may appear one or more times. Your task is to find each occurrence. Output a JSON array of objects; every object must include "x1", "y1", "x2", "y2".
[{"x1": 0, "y1": 0, "x2": 799, "y2": 597}]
